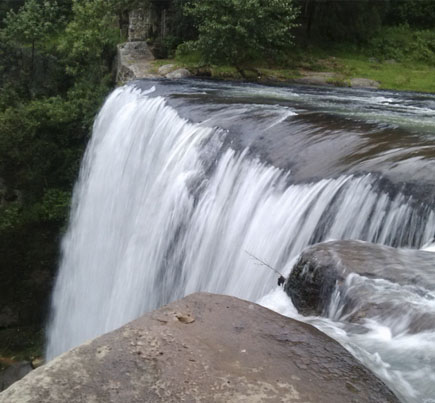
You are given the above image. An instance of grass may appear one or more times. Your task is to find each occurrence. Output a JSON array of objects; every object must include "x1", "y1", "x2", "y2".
[
  {"x1": 291, "y1": 47, "x2": 435, "y2": 92},
  {"x1": 331, "y1": 55, "x2": 435, "y2": 92},
  {"x1": 151, "y1": 39, "x2": 435, "y2": 93}
]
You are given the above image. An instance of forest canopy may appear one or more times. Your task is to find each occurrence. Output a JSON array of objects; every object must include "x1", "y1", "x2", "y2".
[{"x1": 180, "y1": 0, "x2": 298, "y2": 67}]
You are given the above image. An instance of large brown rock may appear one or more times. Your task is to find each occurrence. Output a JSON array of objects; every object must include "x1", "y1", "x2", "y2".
[{"x1": 0, "y1": 293, "x2": 398, "y2": 402}]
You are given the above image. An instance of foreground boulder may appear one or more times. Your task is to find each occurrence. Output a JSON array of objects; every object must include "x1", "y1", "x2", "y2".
[
  {"x1": 0, "y1": 293, "x2": 398, "y2": 402},
  {"x1": 285, "y1": 240, "x2": 435, "y2": 319}
]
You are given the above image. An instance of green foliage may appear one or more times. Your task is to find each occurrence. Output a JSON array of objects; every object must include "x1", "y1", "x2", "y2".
[
  {"x1": 38, "y1": 188, "x2": 71, "y2": 223},
  {"x1": 299, "y1": 0, "x2": 386, "y2": 43},
  {"x1": 0, "y1": 0, "x2": 124, "y2": 338},
  {"x1": 4, "y1": 0, "x2": 61, "y2": 47},
  {"x1": 0, "y1": 0, "x2": 25, "y2": 28},
  {"x1": 384, "y1": 0, "x2": 435, "y2": 29},
  {"x1": 1, "y1": 1, "x2": 67, "y2": 98},
  {"x1": 167, "y1": 0, "x2": 198, "y2": 46},
  {"x1": 369, "y1": 26, "x2": 435, "y2": 64},
  {"x1": 0, "y1": 327, "x2": 44, "y2": 363},
  {"x1": 58, "y1": 0, "x2": 119, "y2": 77},
  {"x1": 0, "y1": 203, "x2": 21, "y2": 231},
  {"x1": 182, "y1": 0, "x2": 298, "y2": 66},
  {"x1": 0, "y1": 98, "x2": 83, "y2": 198}
]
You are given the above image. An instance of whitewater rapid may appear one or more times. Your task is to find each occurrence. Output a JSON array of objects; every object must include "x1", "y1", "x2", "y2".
[{"x1": 46, "y1": 84, "x2": 435, "y2": 402}]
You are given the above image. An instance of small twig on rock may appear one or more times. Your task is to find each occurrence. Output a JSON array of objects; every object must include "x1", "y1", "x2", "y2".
[{"x1": 245, "y1": 250, "x2": 286, "y2": 286}]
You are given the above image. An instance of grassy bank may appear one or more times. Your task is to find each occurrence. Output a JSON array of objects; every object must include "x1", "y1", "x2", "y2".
[
  {"x1": 151, "y1": 25, "x2": 435, "y2": 94},
  {"x1": 307, "y1": 48, "x2": 435, "y2": 92},
  {"x1": 151, "y1": 49, "x2": 435, "y2": 93}
]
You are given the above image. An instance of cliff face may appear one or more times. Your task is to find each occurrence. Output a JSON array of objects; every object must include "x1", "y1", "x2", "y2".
[
  {"x1": 128, "y1": 1, "x2": 172, "y2": 42},
  {"x1": 116, "y1": 41, "x2": 156, "y2": 81},
  {"x1": 117, "y1": 2, "x2": 173, "y2": 82},
  {"x1": 0, "y1": 293, "x2": 398, "y2": 403}
]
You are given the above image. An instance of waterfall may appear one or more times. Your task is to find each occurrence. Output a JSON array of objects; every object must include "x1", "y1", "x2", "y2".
[{"x1": 45, "y1": 86, "x2": 435, "y2": 373}]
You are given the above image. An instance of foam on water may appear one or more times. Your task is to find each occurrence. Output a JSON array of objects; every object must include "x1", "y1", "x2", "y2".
[{"x1": 422, "y1": 242, "x2": 435, "y2": 252}]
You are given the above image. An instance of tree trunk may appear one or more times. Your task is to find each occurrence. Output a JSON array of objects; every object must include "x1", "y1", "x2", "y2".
[
  {"x1": 31, "y1": 39, "x2": 35, "y2": 79},
  {"x1": 306, "y1": 0, "x2": 317, "y2": 38}
]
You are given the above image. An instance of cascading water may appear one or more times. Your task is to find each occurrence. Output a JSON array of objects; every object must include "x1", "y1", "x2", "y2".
[{"x1": 46, "y1": 82, "x2": 435, "y2": 402}]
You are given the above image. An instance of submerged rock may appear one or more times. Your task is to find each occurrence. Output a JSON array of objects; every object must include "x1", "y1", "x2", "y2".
[{"x1": 0, "y1": 293, "x2": 398, "y2": 402}]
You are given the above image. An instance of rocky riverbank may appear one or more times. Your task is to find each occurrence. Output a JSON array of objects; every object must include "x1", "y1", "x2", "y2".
[{"x1": 116, "y1": 41, "x2": 382, "y2": 89}]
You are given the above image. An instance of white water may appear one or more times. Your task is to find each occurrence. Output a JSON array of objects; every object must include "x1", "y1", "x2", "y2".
[{"x1": 46, "y1": 86, "x2": 435, "y2": 402}]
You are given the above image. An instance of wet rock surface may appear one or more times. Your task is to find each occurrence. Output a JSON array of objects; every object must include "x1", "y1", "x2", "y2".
[
  {"x1": 285, "y1": 240, "x2": 435, "y2": 317},
  {"x1": 0, "y1": 293, "x2": 398, "y2": 402}
]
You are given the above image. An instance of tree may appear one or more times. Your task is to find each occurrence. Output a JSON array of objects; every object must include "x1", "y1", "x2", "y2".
[
  {"x1": 3, "y1": 0, "x2": 60, "y2": 74},
  {"x1": 58, "y1": 0, "x2": 119, "y2": 77},
  {"x1": 0, "y1": 0, "x2": 26, "y2": 27},
  {"x1": 384, "y1": 0, "x2": 435, "y2": 29},
  {"x1": 183, "y1": 0, "x2": 299, "y2": 70},
  {"x1": 295, "y1": 0, "x2": 387, "y2": 43}
]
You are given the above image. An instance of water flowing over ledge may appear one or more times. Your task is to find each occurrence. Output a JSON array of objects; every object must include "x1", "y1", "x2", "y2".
[{"x1": 46, "y1": 84, "x2": 435, "y2": 402}]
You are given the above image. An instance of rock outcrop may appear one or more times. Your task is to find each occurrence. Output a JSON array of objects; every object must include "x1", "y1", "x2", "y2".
[
  {"x1": 116, "y1": 42, "x2": 158, "y2": 82},
  {"x1": 117, "y1": 3, "x2": 176, "y2": 82},
  {"x1": 285, "y1": 240, "x2": 435, "y2": 317},
  {"x1": 165, "y1": 68, "x2": 192, "y2": 79},
  {"x1": 350, "y1": 78, "x2": 380, "y2": 89},
  {"x1": 0, "y1": 293, "x2": 398, "y2": 402},
  {"x1": 128, "y1": 4, "x2": 172, "y2": 42},
  {"x1": 157, "y1": 63, "x2": 176, "y2": 76},
  {"x1": 128, "y1": 9, "x2": 149, "y2": 41}
]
